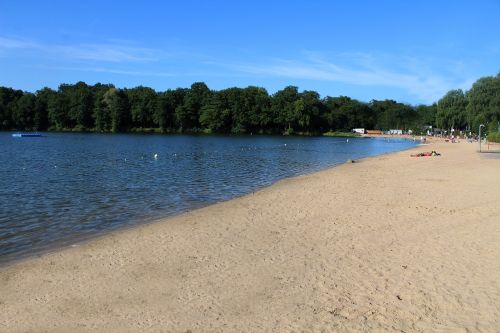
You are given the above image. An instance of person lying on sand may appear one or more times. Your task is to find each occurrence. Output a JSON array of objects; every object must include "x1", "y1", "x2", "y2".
[{"x1": 411, "y1": 151, "x2": 441, "y2": 157}]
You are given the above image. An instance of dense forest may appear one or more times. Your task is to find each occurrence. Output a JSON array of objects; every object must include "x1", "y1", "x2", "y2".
[{"x1": 1, "y1": 74, "x2": 499, "y2": 136}]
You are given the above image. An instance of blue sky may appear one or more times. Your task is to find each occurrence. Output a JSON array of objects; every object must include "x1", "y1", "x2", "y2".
[{"x1": 1, "y1": 0, "x2": 499, "y2": 104}]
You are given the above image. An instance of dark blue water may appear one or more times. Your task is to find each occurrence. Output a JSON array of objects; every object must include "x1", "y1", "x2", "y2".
[{"x1": 0, "y1": 132, "x2": 416, "y2": 264}]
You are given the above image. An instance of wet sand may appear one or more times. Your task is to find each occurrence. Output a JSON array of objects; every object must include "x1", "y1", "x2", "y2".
[{"x1": 1, "y1": 140, "x2": 499, "y2": 332}]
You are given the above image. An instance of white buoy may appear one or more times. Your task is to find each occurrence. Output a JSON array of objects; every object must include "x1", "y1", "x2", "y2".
[
  {"x1": 154, "y1": 153, "x2": 158, "y2": 159},
  {"x1": 346, "y1": 139, "x2": 349, "y2": 143}
]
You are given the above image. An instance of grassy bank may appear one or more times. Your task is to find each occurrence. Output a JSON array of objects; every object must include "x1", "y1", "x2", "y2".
[
  {"x1": 488, "y1": 131, "x2": 500, "y2": 143},
  {"x1": 322, "y1": 131, "x2": 360, "y2": 138}
]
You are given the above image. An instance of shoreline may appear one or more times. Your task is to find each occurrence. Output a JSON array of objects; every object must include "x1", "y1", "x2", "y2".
[
  {"x1": 1, "y1": 140, "x2": 499, "y2": 331},
  {"x1": 0, "y1": 137, "x2": 417, "y2": 268}
]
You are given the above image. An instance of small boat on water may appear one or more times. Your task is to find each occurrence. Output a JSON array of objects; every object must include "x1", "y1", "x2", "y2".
[{"x1": 12, "y1": 133, "x2": 43, "y2": 138}]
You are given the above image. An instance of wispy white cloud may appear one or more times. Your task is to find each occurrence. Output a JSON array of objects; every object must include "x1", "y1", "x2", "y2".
[
  {"x1": 51, "y1": 66, "x2": 175, "y2": 77},
  {"x1": 55, "y1": 45, "x2": 159, "y2": 62},
  {"x1": 0, "y1": 36, "x2": 161, "y2": 62},
  {"x1": 0, "y1": 36, "x2": 38, "y2": 49},
  {"x1": 1, "y1": 35, "x2": 477, "y2": 103},
  {"x1": 212, "y1": 51, "x2": 475, "y2": 103}
]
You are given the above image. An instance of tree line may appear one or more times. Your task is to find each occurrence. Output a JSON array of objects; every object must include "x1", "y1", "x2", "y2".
[{"x1": 1, "y1": 74, "x2": 499, "y2": 135}]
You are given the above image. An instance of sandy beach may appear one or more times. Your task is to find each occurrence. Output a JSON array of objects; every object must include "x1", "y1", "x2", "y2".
[{"x1": 1, "y1": 139, "x2": 499, "y2": 332}]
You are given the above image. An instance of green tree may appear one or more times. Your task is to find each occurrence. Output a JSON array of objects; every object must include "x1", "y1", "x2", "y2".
[
  {"x1": 127, "y1": 86, "x2": 157, "y2": 128},
  {"x1": 176, "y1": 82, "x2": 210, "y2": 132},
  {"x1": 227, "y1": 88, "x2": 249, "y2": 133},
  {"x1": 100, "y1": 88, "x2": 131, "y2": 133},
  {"x1": 47, "y1": 86, "x2": 71, "y2": 130},
  {"x1": 295, "y1": 90, "x2": 323, "y2": 132},
  {"x1": 64, "y1": 82, "x2": 94, "y2": 130},
  {"x1": 270, "y1": 86, "x2": 300, "y2": 133},
  {"x1": 33, "y1": 87, "x2": 54, "y2": 130},
  {"x1": 155, "y1": 89, "x2": 185, "y2": 132},
  {"x1": 92, "y1": 84, "x2": 115, "y2": 132},
  {"x1": 0, "y1": 87, "x2": 23, "y2": 130},
  {"x1": 415, "y1": 104, "x2": 437, "y2": 128},
  {"x1": 4, "y1": 74, "x2": 500, "y2": 135},
  {"x1": 371, "y1": 100, "x2": 416, "y2": 130},
  {"x1": 324, "y1": 96, "x2": 372, "y2": 131},
  {"x1": 466, "y1": 75, "x2": 500, "y2": 132},
  {"x1": 199, "y1": 86, "x2": 271, "y2": 134},
  {"x1": 436, "y1": 89, "x2": 467, "y2": 130},
  {"x1": 243, "y1": 86, "x2": 271, "y2": 134},
  {"x1": 13, "y1": 93, "x2": 36, "y2": 130},
  {"x1": 199, "y1": 91, "x2": 232, "y2": 133}
]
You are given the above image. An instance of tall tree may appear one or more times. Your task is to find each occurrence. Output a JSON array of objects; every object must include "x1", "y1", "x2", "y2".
[
  {"x1": 13, "y1": 93, "x2": 36, "y2": 130},
  {"x1": 33, "y1": 87, "x2": 54, "y2": 130},
  {"x1": 371, "y1": 99, "x2": 416, "y2": 130},
  {"x1": 199, "y1": 91, "x2": 232, "y2": 133},
  {"x1": 0, "y1": 87, "x2": 23, "y2": 130},
  {"x1": 100, "y1": 88, "x2": 131, "y2": 133},
  {"x1": 47, "y1": 86, "x2": 71, "y2": 130},
  {"x1": 295, "y1": 90, "x2": 323, "y2": 132},
  {"x1": 65, "y1": 82, "x2": 94, "y2": 130},
  {"x1": 415, "y1": 104, "x2": 437, "y2": 128},
  {"x1": 176, "y1": 82, "x2": 210, "y2": 132},
  {"x1": 271, "y1": 86, "x2": 300, "y2": 133},
  {"x1": 242, "y1": 86, "x2": 270, "y2": 134},
  {"x1": 324, "y1": 96, "x2": 372, "y2": 131},
  {"x1": 92, "y1": 83, "x2": 115, "y2": 132},
  {"x1": 155, "y1": 89, "x2": 185, "y2": 132},
  {"x1": 466, "y1": 75, "x2": 500, "y2": 132},
  {"x1": 3, "y1": 73, "x2": 500, "y2": 134},
  {"x1": 436, "y1": 89, "x2": 467, "y2": 130},
  {"x1": 127, "y1": 86, "x2": 157, "y2": 128}
]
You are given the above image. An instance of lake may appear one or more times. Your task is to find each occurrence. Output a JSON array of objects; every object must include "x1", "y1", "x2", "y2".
[{"x1": 0, "y1": 132, "x2": 417, "y2": 264}]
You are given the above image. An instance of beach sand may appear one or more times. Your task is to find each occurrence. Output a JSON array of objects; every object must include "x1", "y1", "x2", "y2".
[{"x1": 1, "y1": 140, "x2": 499, "y2": 332}]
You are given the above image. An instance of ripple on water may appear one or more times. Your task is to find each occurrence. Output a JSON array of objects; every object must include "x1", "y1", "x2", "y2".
[{"x1": 0, "y1": 133, "x2": 416, "y2": 264}]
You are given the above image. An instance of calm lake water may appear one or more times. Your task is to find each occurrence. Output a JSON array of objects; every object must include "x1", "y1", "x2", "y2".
[{"x1": 0, "y1": 132, "x2": 416, "y2": 264}]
